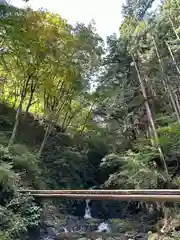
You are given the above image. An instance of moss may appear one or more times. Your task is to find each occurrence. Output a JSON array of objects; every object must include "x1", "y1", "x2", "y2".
[
  {"x1": 54, "y1": 214, "x2": 77, "y2": 226},
  {"x1": 0, "y1": 231, "x2": 12, "y2": 240},
  {"x1": 86, "y1": 218, "x2": 100, "y2": 225},
  {"x1": 109, "y1": 219, "x2": 139, "y2": 233}
]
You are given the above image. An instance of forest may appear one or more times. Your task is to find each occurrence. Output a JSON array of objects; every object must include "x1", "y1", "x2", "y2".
[{"x1": 1, "y1": 0, "x2": 180, "y2": 239}]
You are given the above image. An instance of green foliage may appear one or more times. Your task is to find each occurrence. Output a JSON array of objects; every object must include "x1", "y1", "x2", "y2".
[
  {"x1": 158, "y1": 123, "x2": 180, "y2": 154},
  {"x1": 168, "y1": 232, "x2": 180, "y2": 240},
  {"x1": 101, "y1": 145, "x2": 164, "y2": 189},
  {"x1": 0, "y1": 194, "x2": 41, "y2": 240},
  {"x1": 7, "y1": 194, "x2": 42, "y2": 229},
  {"x1": 0, "y1": 138, "x2": 42, "y2": 239},
  {"x1": 0, "y1": 141, "x2": 41, "y2": 187},
  {"x1": 122, "y1": 0, "x2": 156, "y2": 19},
  {"x1": 0, "y1": 115, "x2": 13, "y2": 131},
  {"x1": 0, "y1": 2, "x2": 103, "y2": 149},
  {"x1": 10, "y1": 144, "x2": 38, "y2": 175},
  {"x1": 0, "y1": 132, "x2": 9, "y2": 146},
  {"x1": 1, "y1": 0, "x2": 180, "y2": 237},
  {"x1": 0, "y1": 231, "x2": 11, "y2": 240},
  {"x1": 41, "y1": 132, "x2": 90, "y2": 189},
  {"x1": 0, "y1": 163, "x2": 15, "y2": 189},
  {"x1": 0, "y1": 144, "x2": 13, "y2": 162},
  {"x1": 0, "y1": 145, "x2": 16, "y2": 190}
]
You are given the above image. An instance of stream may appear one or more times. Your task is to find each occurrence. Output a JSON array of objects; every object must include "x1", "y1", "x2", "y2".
[{"x1": 36, "y1": 196, "x2": 149, "y2": 240}]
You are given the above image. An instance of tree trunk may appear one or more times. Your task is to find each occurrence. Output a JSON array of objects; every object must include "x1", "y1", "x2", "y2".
[
  {"x1": 8, "y1": 95, "x2": 24, "y2": 149},
  {"x1": 165, "y1": 41, "x2": 180, "y2": 76},
  {"x1": 168, "y1": 85, "x2": 180, "y2": 122},
  {"x1": 37, "y1": 121, "x2": 52, "y2": 157},
  {"x1": 174, "y1": 91, "x2": 180, "y2": 114},
  {"x1": 153, "y1": 38, "x2": 180, "y2": 122},
  {"x1": 144, "y1": 75, "x2": 155, "y2": 119},
  {"x1": 148, "y1": 125, "x2": 156, "y2": 146},
  {"x1": 23, "y1": 90, "x2": 34, "y2": 120},
  {"x1": 12, "y1": 95, "x2": 18, "y2": 109},
  {"x1": 79, "y1": 100, "x2": 96, "y2": 135},
  {"x1": 169, "y1": 16, "x2": 180, "y2": 41},
  {"x1": 61, "y1": 110, "x2": 70, "y2": 130},
  {"x1": 153, "y1": 38, "x2": 167, "y2": 90},
  {"x1": 63, "y1": 108, "x2": 81, "y2": 131},
  {"x1": 132, "y1": 55, "x2": 170, "y2": 183}
]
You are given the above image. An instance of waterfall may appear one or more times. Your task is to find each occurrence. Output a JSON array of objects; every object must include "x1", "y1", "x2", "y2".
[
  {"x1": 97, "y1": 222, "x2": 110, "y2": 233},
  {"x1": 63, "y1": 227, "x2": 68, "y2": 233},
  {"x1": 84, "y1": 199, "x2": 92, "y2": 219}
]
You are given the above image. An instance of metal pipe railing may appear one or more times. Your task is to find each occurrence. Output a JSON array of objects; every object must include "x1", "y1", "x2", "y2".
[
  {"x1": 18, "y1": 189, "x2": 180, "y2": 195},
  {"x1": 18, "y1": 189, "x2": 180, "y2": 202},
  {"x1": 27, "y1": 194, "x2": 180, "y2": 202}
]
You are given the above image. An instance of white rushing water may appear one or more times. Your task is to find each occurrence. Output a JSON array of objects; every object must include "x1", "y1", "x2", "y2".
[
  {"x1": 84, "y1": 199, "x2": 92, "y2": 219},
  {"x1": 84, "y1": 186, "x2": 111, "y2": 233},
  {"x1": 63, "y1": 227, "x2": 69, "y2": 233},
  {"x1": 97, "y1": 222, "x2": 111, "y2": 233},
  {"x1": 43, "y1": 237, "x2": 54, "y2": 240}
]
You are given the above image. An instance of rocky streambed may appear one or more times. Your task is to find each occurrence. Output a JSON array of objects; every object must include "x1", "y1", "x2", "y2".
[
  {"x1": 28, "y1": 198, "x2": 180, "y2": 240},
  {"x1": 30, "y1": 199, "x2": 151, "y2": 240},
  {"x1": 39, "y1": 215, "x2": 148, "y2": 240}
]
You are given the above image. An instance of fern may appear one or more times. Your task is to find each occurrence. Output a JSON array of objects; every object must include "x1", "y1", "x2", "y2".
[
  {"x1": 102, "y1": 146, "x2": 164, "y2": 189},
  {"x1": 9, "y1": 144, "x2": 39, "y2": 179},
  {"x1": 158, "y1": 123, "x2": 180, "y2": 154},
  {"x1": 0, "y1": 163, "x2": 16, "y2": 188}
]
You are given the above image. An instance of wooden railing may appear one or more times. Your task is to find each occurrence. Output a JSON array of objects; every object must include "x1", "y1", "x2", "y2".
[{"x1": 18, "y1": 189, "x2": 180, "y2": 202}]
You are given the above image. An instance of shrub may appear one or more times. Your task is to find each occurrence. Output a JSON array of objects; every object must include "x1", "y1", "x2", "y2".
[
  {"x1": 11, "y1": 144, "x2": 38, "y2": 174},
  {"x1": 7, "y1": 194, "x2": 42, "y2": 229},
  {"x1": 101, "y1": 146, "x2": 164, "y2": 189},
  {"x1": 0, "y1": 163, "x2": 16, "y2": 189}
]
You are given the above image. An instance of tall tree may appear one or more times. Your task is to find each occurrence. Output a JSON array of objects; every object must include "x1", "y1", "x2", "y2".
[
  {"x1": 122, "y1": 0, "x2": 156, "y2": 19},
  {"x1": 0, "y1": 8, "x2": 76, "y2": 147}
]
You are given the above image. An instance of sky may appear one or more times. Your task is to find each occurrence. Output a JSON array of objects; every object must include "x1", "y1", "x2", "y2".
[{"x1": 8, "y1": 0, "x2": 161, "y2": 40}]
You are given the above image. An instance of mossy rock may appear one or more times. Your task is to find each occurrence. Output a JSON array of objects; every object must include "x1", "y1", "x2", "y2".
[
  {"x1": 44, "y1": 213, "x2": 76, "y2": 227},
  {"x1": 86, "y1": 218, "x2": 100, "y2": 225},
  {"x1": 109, "y1": 219, "x2": 139, "y2": 233},
  {"x1": 0, "y1": 231, "x2": 12, "y2": 240},
  {"x1": 148, "y1": 232, "x2": 160, "y2": 240}
]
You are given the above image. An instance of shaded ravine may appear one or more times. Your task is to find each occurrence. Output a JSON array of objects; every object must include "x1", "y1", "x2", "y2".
[{"x1": 36, "y1": 196, "x2": 149, "y2": 240}]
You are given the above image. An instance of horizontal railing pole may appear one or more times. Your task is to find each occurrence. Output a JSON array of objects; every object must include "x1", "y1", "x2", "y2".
[
  {"x1": 18, "y1": 189, "x2": 180, "y2": 195},
  {"x1": 26, "y1": 193, "x2": 180, "y2": 202}
]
